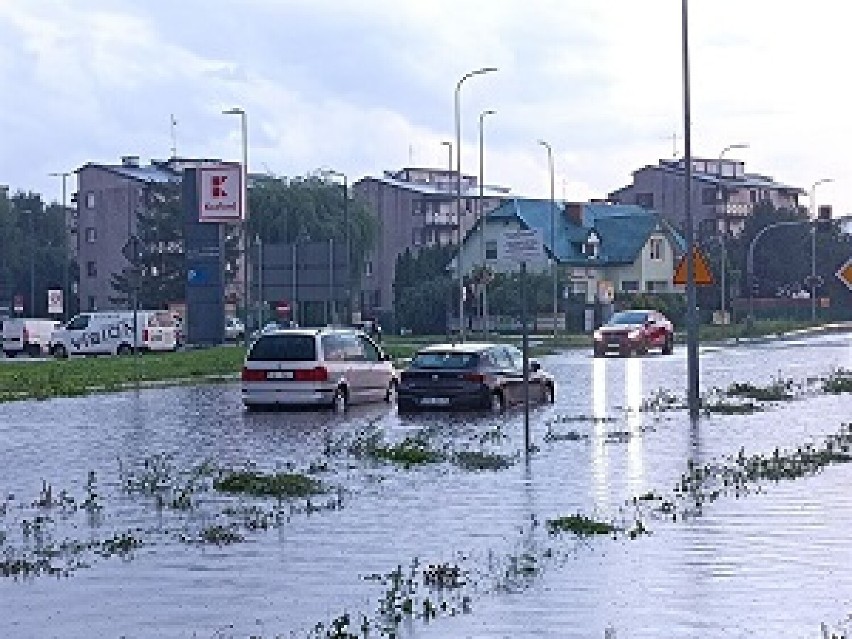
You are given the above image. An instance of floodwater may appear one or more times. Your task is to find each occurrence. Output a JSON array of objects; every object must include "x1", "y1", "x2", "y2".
[{"x1": 0, "y1": 333, "x2": 849, "y2": 638}]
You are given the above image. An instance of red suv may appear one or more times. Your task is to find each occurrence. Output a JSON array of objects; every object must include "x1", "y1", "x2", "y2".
[{"x1": 593, "y1": 309, "x2": 674, "y2": 357}]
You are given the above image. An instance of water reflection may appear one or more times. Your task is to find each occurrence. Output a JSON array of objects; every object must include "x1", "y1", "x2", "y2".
[
  {"x1": 591, "y1": 356, "x2": 609, "y2": 510},
  {"x1": 625, "y1": 357, "x2": 645, "y2": 496}
]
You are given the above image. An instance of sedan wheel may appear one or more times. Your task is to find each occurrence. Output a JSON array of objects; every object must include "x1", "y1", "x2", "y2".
[
  {"x1": 662, "y1": 335, "x2": 674, "y2": 355},
  {"x1": 543, "y1": 382, "x2": 555, "y2": 403},
  {"x1": 52, "y1": 345, "x2": 68, "y2": 359}
]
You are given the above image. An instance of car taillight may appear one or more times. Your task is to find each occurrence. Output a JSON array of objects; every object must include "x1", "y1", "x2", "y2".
[
  {"x1": 143, "y1": 329, "x2": 149, "y2": 341},
  {"x1": 294, "y1": 366, "x2": 328, "y2": 382},
  {"x1": 241, "y1": 367, "x2": 267, "y2": 382},
  {"x1": 462, "y1": 373, "x2": 485, "y2": 383}
]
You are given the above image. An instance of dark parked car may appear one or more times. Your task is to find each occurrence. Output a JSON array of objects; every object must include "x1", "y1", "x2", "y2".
[
  {"x1": 397, "y1": 343, "x2": 555, "y2": 412},
  {"x1": 593, "y1": 309, "x2": 674, "y2": 357}
]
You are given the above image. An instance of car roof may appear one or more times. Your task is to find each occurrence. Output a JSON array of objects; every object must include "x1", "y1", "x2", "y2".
[
  {"x1": 260, "y1": 327, "x2": 363, "y2": 338},
  {"x1": 416, "y1": 342, "x2": 502, "y2": 354}
]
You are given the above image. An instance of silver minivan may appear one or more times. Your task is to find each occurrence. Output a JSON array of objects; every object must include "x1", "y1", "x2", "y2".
[{"x1": 241, "y1": 327, "x2": 396, "y2": 412}]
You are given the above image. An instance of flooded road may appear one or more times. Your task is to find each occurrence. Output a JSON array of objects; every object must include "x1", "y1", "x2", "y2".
[{"x1": 0, "y1": 333, "x2": 849, "y2": 638}]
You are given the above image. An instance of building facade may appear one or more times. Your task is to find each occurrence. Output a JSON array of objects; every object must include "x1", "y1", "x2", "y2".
[
  {"x1": 609, "y1": 157, "x2": 804, "y2": 237},
  {"x1": 456, "y1": 199, "x2": 686, "y2": 304},
  {"x1": 352, "y1": 167, "x2": 510, "y2": 323}
]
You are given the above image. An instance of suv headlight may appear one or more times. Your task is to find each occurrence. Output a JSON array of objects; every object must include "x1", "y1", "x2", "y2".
[{"x1": 593, "y1": 330, "x2": 603, "y2": 341}]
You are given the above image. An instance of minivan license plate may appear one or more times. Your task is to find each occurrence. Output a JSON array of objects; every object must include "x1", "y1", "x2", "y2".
[
  {"x1": 267, "y1": 371, "x2": 294, "y2": 380},
  {"x1": 420, "y1": 397, "x2": 449, "y2": 406}
]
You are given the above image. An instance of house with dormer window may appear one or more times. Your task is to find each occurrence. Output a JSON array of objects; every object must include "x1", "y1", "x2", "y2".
[{"x1": 453, "y1": 199, "x2": 686, "y2": 305}]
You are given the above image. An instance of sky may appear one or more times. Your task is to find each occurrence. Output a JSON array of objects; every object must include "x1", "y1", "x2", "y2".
[{"x1": 0, "y1": 0, "x2": 848, "y2": 215}]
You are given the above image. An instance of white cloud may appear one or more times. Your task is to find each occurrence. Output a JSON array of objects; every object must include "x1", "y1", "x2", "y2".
[{"x1": 0, "y1": 0, "x2": 848, "y2": 215}]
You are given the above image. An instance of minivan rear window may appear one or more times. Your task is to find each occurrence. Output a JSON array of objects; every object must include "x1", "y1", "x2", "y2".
[
  {"x1": 248, "y1": 335, "x2": 316, "y2": 362},
  {"x1": 410, "y1": 351, "x2": 479, "y2": 369}
]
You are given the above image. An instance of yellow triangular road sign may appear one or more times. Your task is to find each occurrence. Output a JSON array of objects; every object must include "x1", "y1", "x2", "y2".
[
  {"x1": 837, "y1": 257, "x2": 852, "y2": 291},
  {"x1": 673, "y1": 247, "x2": 714, "y2": 286}
]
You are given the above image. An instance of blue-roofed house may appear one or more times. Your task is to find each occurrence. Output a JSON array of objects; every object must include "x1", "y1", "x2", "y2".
[
  {"x1": 609, "y1": 157, "x2": 805, "y2": 237},
  {"x1": 454, "y1": 198, "x2": 687, "y2": 307},
  {"x1": 75, "y1": 155, "x2": 225, "y2": 312}
]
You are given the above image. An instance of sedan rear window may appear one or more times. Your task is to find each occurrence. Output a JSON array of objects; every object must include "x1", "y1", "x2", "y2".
[
  {"x1": 411, "y1": 351, "x2": 479, "y2": 369},
  {"x1": 248, "y1": 335, "x2": 316, "y2": 362},
  {"x1": 607, "y1": 311, "x2": 649, "y2": 325}
]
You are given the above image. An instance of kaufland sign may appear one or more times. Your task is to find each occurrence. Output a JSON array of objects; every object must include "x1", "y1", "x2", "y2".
[{"x1": 198, "y1": 164, "x2": 242, "y2": 223}]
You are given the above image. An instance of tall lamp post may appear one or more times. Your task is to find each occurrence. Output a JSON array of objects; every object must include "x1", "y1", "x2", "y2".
[
  {"x1": 715, "y1": 144, "x2": 748, "y2": 323},
  {"x1": 455, "y1": 66, "x2": 497, "y2": 342},
  {"x1": 538, "y1": 140, "x2": 557, "y2": 341},
  {"x1": 478, "y1": 109, "x2": 495, "y2": 335},
  {"x1": 223, "y1": 107, "x2": 249, "y2": 348},
  {"x1": 681, "y1": 0, "x2": 700, "y2": 418},
  {"x1": 322, "y1": 169, "x2": 349, "y2": 324},
  {"x1": 49, "y1": 171, "x2": 72, "y2": 322},
  {"x1": 810, "y1": 178, "x2": 833, "y2": 322}
]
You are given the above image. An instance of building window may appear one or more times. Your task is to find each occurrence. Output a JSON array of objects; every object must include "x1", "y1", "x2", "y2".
[
  {"x1": 750, "y1": 190, "x2": 758, "y2": 204},
  {"x1": 649, "y1": 237, "x2": 664, "y2": 261},
  {"x1": 364, "y1": 260, "x2": 373, "y2": 277},
  {"x1": 85, "y1": 192, "x2": 95, "y2": 209},
  {"x1": 86, "y1": 261, "x2": 97, "y2": 277},
  {"x1": 621, "y1": 280, "x2": 639, "y2": 293},
  {"x1": 701, "y1": 187, "x2": 717, "y2": 205},
  {"x1": 85, "y1": 227, "x2": 97, "y2": 243},
  {"x1": 485, "y1": 240, "x2": 497, "y2": 260},
  {"x1": 87, "y1": 296, "x2": 97, "y2": 311},
  {"x1": 412, "y1": 229, "x2": 423, "y2": 246},
  {"x1": 646, "y1": 280, "x2": 669, "y2": 293},
  {"x1": 636, "y1": 193, "x2": 654, "y2": 209}
]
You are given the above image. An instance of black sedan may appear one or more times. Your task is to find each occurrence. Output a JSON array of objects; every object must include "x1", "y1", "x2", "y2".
[{"x1": 397, "y1": 343, "x2": 555, "y2": 412}]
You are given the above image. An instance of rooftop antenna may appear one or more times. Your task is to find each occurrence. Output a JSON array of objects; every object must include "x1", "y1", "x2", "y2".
[
  {"x1": 662, "y1": 131, "x2": 681, "y2": 158},
  {"x1": 170, "y1": 114, "x2": 178, "y2": 158}
]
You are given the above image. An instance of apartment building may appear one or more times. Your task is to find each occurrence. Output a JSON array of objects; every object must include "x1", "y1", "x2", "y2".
[
  {"x1": 352, "y1": 167, "x2": 510, "y2": 323},
  {"x1": 609, "y1": 157, "x2": 804, "y2": 237}
]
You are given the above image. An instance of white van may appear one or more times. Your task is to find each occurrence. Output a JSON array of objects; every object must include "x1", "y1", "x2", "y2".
[
  {"x1": 2, "y1": 318, "x2": 61, "y2": 358},
  {"x1": 49, "y1": 311, "x2": 178, "y2": 358}
]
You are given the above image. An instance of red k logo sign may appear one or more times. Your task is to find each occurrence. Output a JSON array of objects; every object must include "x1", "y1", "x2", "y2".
[{"x1": 211, "y1": 174, "x2": 228, "y2": 198}]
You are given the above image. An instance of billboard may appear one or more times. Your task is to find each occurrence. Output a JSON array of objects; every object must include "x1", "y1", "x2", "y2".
[{"x1": 198, "y1": 163, "x2": 242, "y2": 223}]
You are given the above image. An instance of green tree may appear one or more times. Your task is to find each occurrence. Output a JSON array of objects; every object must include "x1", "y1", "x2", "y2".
[
  {"x1": 0, "y1": 190, "x2": 74, "y2": 316},
  {"x1": 248, "y1": 175, "x2": 377, "y2": 284},
  {"x1": 393, "y1": 244, "x2": 455, "y2": 334}
]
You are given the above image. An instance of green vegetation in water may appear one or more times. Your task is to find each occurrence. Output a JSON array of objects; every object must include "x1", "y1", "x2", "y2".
[
  {"x1": 700, "y1": 400, "x2": 764, "y2": 415},
  {"x1": 726, "y1": 379, "x2": 794, "y2": 401},
  {"x1": 453, "y1": 450, "x2": 514, "y2": 471},
  {"x1": 369, "y1": 441, "x2": 443, "y2": 467},
  {"x1": 823, "y1": 368, "x2": 852, "y2": 394},
  {"x1": 546, "y1": 514, "x2": 616, "y2": 536},
  {"x1": 214, "y1": 470, "x2": 324, "y2": 499}
]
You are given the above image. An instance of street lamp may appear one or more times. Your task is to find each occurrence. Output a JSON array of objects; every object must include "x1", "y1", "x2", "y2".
[
  {"x1": 716, "y1": 143, "x2": 748, "y2": 324},
  {"x1": 321, "y1": 169, "x2": 350, "y2": 324},
  {"x1": 478, "y1": 109, "x2": 495, "y2": 335},
  {"x1": 49, "y1": 171, "x2": 72, "y2": 322},
  {"x1": 222, "y1": 107, "x2": 249, "y2": 348},
  {"x1": 537, "y1": 139, "x2": 557, "y2": 341},
  {"x1": 810, "y1": 177, "x2": 833, "y2": 322},
  {"x1": 455, "y1": 66, "x2": 497, "y2": 342}
]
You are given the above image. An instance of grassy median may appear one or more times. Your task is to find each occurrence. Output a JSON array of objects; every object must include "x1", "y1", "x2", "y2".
[{"x1": 0, "y1": 320, "x2": 841, "y2": 404}]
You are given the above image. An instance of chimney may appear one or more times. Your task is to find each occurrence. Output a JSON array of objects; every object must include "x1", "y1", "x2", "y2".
[{"x1": 121, "y1": 155, "x2": 140, "y2": 168}]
